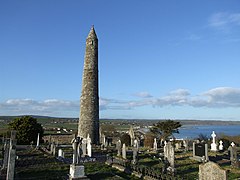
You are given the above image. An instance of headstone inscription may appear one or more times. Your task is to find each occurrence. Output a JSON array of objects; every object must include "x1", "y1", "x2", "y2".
[{"x1": 199, "y1": 161, "x2": 227, "y2": 180}]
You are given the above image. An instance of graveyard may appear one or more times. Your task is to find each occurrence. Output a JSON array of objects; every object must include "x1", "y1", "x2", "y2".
[{"x1": 1, "y1": 119, "x2": 240, "y2": 179}]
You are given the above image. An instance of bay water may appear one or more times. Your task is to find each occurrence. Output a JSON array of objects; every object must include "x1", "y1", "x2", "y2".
[{"x1": 174, "y1": 125, "x2": 240, "y2": 139}]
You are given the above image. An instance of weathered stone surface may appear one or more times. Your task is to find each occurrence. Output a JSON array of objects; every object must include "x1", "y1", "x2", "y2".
[
  {"x1": 199, "y1": 161, "x2": 227, "y2": 180},
  {"x1": 69, "y1": 164, "x2": 88, "y2": 180},
  {"x1": 78, "y1": 26, "x2": 99, "y2": 144},
  {"x1": 164, "y1": 142, "x2": 174, "y2": 168}
]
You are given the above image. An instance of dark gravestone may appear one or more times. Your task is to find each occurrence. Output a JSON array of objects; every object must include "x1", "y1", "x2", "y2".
[
  {"x1": 195, "y1": 143, "x2": 205, "y2": 157},
  {"x1": 191, "y1": 142, "x2": 208, "y2": 162}
]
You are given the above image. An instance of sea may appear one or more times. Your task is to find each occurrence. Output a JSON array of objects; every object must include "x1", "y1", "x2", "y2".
[{"x1": 174, "y1": 125, "x2": 240, "y2": 139}]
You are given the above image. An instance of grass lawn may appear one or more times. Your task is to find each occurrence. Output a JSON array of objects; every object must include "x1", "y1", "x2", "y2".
[{"x1": 2, "y1": 146, "x2": 240, "y2": 180}]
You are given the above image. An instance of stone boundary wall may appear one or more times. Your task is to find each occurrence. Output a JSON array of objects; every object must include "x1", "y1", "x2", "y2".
[{"x1": 43, "y1": 134, "x2": 75, "y2": 144}]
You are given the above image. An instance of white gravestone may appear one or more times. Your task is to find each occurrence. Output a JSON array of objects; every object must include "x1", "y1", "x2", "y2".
[
  {"x1": 133, "y1": 139, "x2": 139, "y2": 150},
  {"x1": 87, "y1": 136, "x2": 92, "y2": 157},
  {"x1": 153, "y1": 138, "x2": 157, "y2": 151},
  {"x1": 36, "y1": 133, "x2": 40, "y2": 148},
  {"x1": 211, "y1": 131, "x2": 217, "y2": 151},
  {"x1": 122, "y1": 143, "x2": 126, "y2": 159},
  {"x1": 58, "y1": 149, "x2": 64, "y2": 158},
  {"x1": 219, "y1": 140, "x2": 223, "y2": 151}
]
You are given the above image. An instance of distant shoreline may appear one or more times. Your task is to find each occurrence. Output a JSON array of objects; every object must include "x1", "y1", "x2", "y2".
[{"x1": 1, "y1": 115, "x2": 240, "y2": 126}]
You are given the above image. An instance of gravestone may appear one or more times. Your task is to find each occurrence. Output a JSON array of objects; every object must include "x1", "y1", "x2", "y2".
[
  {"x1": 129, "y1": 126, "x2": 135, "y2": 146},
  {"x1": 199, "y1": 161, "x2": 227, "y2": 180},
  {"x1": 210, "y1": 131, "x2": 217, "y2": 151},
  {"x1": 132, "y1": 139, "x2": 139, "y2": 164},
  {"x1": 183, "y1": 139, "x2": 189, "y2": 151},
  {"x1": 122, "y1": 143, "x2": 126, "y2": 159},
  {"x1": 87, "y1": 137, "x2": 92, "y2": 157},
  {"x1": 6, "y1": 131, "x2": 17, "y2": 180},
  {"x1": 175, "y1": 142, "x2": 180, "y2": 150},
  {"x1": 2, "y1": 138, "x2": 10, "y2": 169},
  {"x1": 164, "y1": 142, "x2": 175, "y2": 169},
  {"x1": 36, "y1": 133, "x2": 40, "y2": 149},
  {"x1": 81, "y1": 138, "x2": 87, "y2": 157},
  {"x1": 219, "y1": 140, "x2": 223, "y2": 151},
  {"x1": 191, "y1": 142, "x2": 208, "y2": 162},
  {"x1": 228, "y1": 145, "x2": 239, "y2": 168},
  {"x1": 116, "y1": 140, "x2": 121, "y2": 156},
  {"x1": 69, "y1": 137, "x2": 87, "y2": 180},
  {"x1": 58, "y1": 149, "x2": 64, "y2": 158},
  {"x1": 153, "y1": 138, "x2": 157, "y2": 151}
]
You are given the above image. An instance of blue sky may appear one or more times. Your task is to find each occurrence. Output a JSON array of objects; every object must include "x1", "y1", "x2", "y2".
[{"x1": 1, "y1": 0, "x2": 240, "y2": 120}]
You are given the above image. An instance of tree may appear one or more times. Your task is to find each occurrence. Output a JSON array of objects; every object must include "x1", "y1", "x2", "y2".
[
  {"x1": 101, "y1": 124, "x2": 117, "y2": 137},
  {"x1": 8, "y1": 116, "x2": 44, "y2": 145},
  {"x1": 151, "y1": 120, "x2": 182, "y2": 141},
  {"x1": 120, "y1": 133, "x2": 131, "y2": 146}
]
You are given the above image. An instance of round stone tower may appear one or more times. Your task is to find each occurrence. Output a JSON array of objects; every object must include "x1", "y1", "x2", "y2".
[{"x1": 78, "y1": 26, "x2": 99, "y2": 144}]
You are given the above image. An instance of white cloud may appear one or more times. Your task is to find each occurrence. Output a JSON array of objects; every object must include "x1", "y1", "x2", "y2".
[
  {"x1": 0, "y1": 98, "x2": 79, "y2": 116},
  {"x1": 203, "y1": 87, "x2": 240, "y2": 107},
  {"x1": 133, "y1": 92, "x2": 152, "y2": 98},
  {"x1": 208, "y1": 12, "x2": 240, "y2": 31},
  {"x1": 1, "y1": 87, "x2": 240, "y2": 117}
]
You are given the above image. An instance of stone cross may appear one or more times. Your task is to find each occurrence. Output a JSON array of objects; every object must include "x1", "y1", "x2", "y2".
[
  {"x1": 231, "y1": 142, "x2": 235, "y2": 147},
  {"x1": 210, "y1": 131, "x2": 217, "y2": 151},
  {"x1": 219, "y1": 140, "x2": 223, "y2": 151},
  {"x1": 71, "y1": 137, "x2": 82, "y2": 164},
  {"x1": 122, "y1": 143, "x2": 126, "y2": 159}
]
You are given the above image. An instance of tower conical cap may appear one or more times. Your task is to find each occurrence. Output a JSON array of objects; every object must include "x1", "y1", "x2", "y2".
[{"x1": 87, "y1": 26, "x2": 98, "y2": 39}]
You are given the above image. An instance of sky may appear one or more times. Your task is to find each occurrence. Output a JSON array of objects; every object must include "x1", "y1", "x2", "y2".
[{"x1": 1, "y1": 1, "x2": 240, "y2": 120}]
